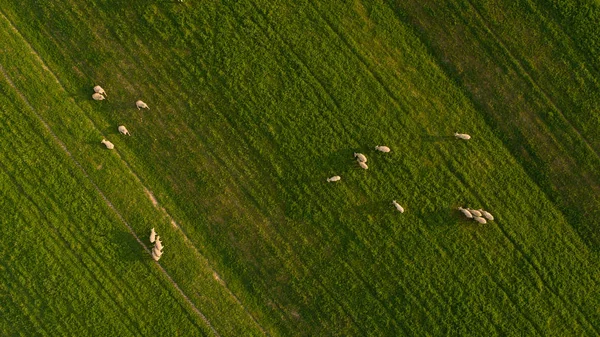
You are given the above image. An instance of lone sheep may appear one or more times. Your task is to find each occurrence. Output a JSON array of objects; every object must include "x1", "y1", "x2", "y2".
[
  {"x1": 479, "y1": 209, "x2": 494, "y2": 221},
  {"x1": 454, "y1": 132, "x2": 471, "y2": 140},
  {"x1": 474, "y1": 216, "x2": 487, "y2": 224},
  {"x1": 392, "y1": 200, "x2": 404, "y2": 213},
  {"x1": 136, "y1": 100, "x2": 149, "y2": 110},
  {"x1": 101, "y1": 139, "x2": 114, "y2": 149},
  {"x1": 358, "y1": 161, "x2": 368, "y2": 169},
  {"x1": 118, "y1": 125, "x2": 130, "y2": 136},
  {"x1": 92, "y1": 93, "x2": 105, "y2": 101},
  {"x1": 149, "y1": 228, "x2": 156, "y2": 243},
  {"x1": 354, "y1": 153, "x2": 367, "y2": 163},
  {"x1": 93, "y1": 85, "x2": 106, "y2": 96},
  {"x1": 375, "y1": 145, "x2": 391, "y2": 153},
  {"x1": 327, "y1": 176, "x2": 341, "y2": 182},
  {"x1": 458, "y1": 207, "x2": 473, "y2": 218}
]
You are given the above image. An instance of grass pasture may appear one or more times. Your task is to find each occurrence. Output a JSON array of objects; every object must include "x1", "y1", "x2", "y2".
[{"x1": 1, "y1": 0, "x2": 600, "y2": 336}]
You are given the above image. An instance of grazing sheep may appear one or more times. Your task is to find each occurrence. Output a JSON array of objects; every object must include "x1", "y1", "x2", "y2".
[
  {"x1": 151, "y1": 250, "x2": 161, "y2": 261},
  {"x1": 454, "y1": 132, "x2": 471, "y2": 140},
  {"x1": 358, "y1": 161, "x2": 368, "y2": 169},
  {"x1": 155, "y1": 237, "x2": 163, "y2": 251},
  {"x1": 327, "y1": 176, "x2": 341, "y2": 182},
  {"x1": 468, "y1": 208, "x2": 483, "y2": 217},
  {"x1": 93, "y1": 85, "x2": 106, "y2": 96},
  {"x1": 474, "y1": 216, "x2": 487, "y2": 224},
  {"x1": 354, "y1": 153, "x2": 367, "y2": 163},
  {"x1": 153, "y1": 246, "x2": 163, "y2": 257},
  {"x1": 375, "y1": 145, "x2": 391, "y2": 153},
  {"x1": 118, "y1": 125, "x2": 130, "y2": 136},
  {"x1": 136, "y1": 100, "x2": 149, "y2": 110},
  {"x1": 479, "y1": 209, "x2": 494, "y2": 221},
  {"x1": 101, "y1": 139, "x2": 114, "y2": 149},
  {"x1": 149, "y1": 228, "x2": 156, "y2": 243},
  {"x1": 392, "y1": 200, "x2": 404, "y2": 213},
  {"x1": 458, "y1": 207, "x2": 473, "y2": 218},
  {"x1": 92, "y1": 93, "x2": 105, "y2": 101}
]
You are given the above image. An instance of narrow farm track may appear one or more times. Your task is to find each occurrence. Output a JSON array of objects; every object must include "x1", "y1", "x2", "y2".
[
  {"x1": 0, "y1": 62, "x2": 220, "y2": 336},
  {"x1": 0, "y1": 9, "x2": 268, "y2": 336}
]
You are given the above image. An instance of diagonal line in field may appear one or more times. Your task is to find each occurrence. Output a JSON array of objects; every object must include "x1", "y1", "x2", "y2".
[
  {"x1": 0, "y1": 43, "x2": 220, "y2": 337},
  {"x1": 0, "y1": 9, "x2": 269, "y2": 336},
  {"x1": 464, "y1": 0, "x2": 600, "y2": 161}
]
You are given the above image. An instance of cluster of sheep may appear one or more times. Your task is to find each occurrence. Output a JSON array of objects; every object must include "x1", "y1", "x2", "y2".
[
  {"x1": 458, "y1": 207, "x2": 494, "y2": 224},
  {"x1": 149, "y1": 228, "x2": 164, "y2": 261},
  {"x1": 93, "y1": 85, "x2": 149, "y2": 150},
  {"x1": 327, "y1": 145, "x2": 406, "y2": 213}
]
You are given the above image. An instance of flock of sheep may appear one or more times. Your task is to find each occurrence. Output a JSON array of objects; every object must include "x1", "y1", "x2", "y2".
[
  {"x1": 326, "y1": 134, "x2": 492, "y2": 222},
  {"x1": 149, "y1": 228, "x2": 164, "y2": 261},
  {"x1": 92, "y1": 85, "x2": 148, "y2": 150},
  {"x1": 92, "y1": 85, "x2": 163, "y2": 258}
]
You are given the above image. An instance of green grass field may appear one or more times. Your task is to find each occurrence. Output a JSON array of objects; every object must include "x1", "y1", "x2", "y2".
[{"x1": 1, "y1": 0, "x2": 599, "y2": 335}]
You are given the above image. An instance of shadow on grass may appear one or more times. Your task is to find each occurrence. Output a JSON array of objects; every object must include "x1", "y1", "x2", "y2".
[
  {"x1": 112, "y1": 229, "x2": 146, "y2": 262},
  {"x1": 421, "y1": 134, "x2": 456, "y2": 142}
]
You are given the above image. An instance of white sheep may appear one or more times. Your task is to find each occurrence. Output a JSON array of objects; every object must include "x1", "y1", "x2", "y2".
[
  {"x1": 354, "y1": 153, "x2": 367, "y2": 163},
  {"x1": 136, "y1": 100, "x2": 149, "y2": 110},
  {"x1": 375, "y1": 145, "x2": 391, "y2": 153},
  {"x1": 101, "y1": 139, "x2": 114, "y2": 149},
  {"x1": 153, "y1": 246, "x2": 163, "y2": 257},
  {"x1": 468, "y1": 208, "x2": 482, "y2": 217},
  {"x1": 155, "y1": 236, "x2": 163, "y2": 251},
  {"x1": 358, "y1": 161, "x2": 368, "y2": 170},
  {"x1": 149, "y1": 228, "x2": 156, "y2": 243},
  {"x1": 327, "y1": 176, "x2": 341, "y2": 182},
  {"x1": 93, "y1": 85, "x2": 106, "y2": 96},
  {"x1": 151, "y1": 249, "x2": 161, "y2": 261},
  {"x1": 479, "y1": 209, "x2": 494, "y2": 221},
  {"x1": 392, "y1": 200, "x2": 404, "y2": 213},
  {"x1": 92, "y1": 93, "x2": 105, "y2": 101},
  {"x1": 458, "y1": 207, "x2": 473, "y2": 218},
  {"x1": 454, "y1": 132, "x2": 471, "y2": 140},
  {"x1": 118, "y1": 125, "x2": 130, "y2": 136},
  {"x1": 474, "y1": 216, "x2": 487, "y2": 224}
]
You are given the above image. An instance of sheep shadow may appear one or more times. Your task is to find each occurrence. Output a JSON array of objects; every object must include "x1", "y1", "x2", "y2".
[
  {"x1": 421, "y1": 134, "x2": 456, "y2": 143},
  {"x1": 111, "y1": 229, "x2": 147, "y2": 262}
]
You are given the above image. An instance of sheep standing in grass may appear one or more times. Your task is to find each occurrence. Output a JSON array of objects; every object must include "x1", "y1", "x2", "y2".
[
  {"x1": 155, "y1": 237, "x2": 163, "y2": 251},
  {"x1": 153, "y1": 246, "x2": 163, "y2": 258},
  {"x1": 474, "y1": 216, "x2": 487, "y2": 224},
  {"x1": 118, "y1": 125, "x2": 130, "y2": 136},
  {"x1": 136, "y1": 100, "x2": 149, "y2": 110},
  {"x1": 354, "y1": 153, "x2": 367, "y2": 163},
  {"x1": 327, "y1": 176, "x2": 341, "y2": 182},
  {"x1": 150, "y1": 228, "x2": 156, "y2": 243},
  {"x1": 468, "y1": 208, "x2": 482, "y2": 217},
  {"x1": 151, "y1": 249, "x2": 161, "y2": 261},
  {"x1": 92, "y1": 93, "x2": 105, "y2": 101},
  {"x1": 454, "y1": 132, "x2": 471, "y2": 140},
  {"x1": 375, "y1": 145, "x2": 391, "y2": 153},
  {"x1": 358, "y1": 161, "x2": 368, "y2": 170},
  {"x1": 101, "y1": 139, "x2": 114, "y2": 149},
  {"x1": 93, "y1": 85, "x2": 106, "y2": 97},
  {"x1": 479, "y1": 209, "x2": 494, "y2": 221},
  {"x1": 458, "y1": 207, "x2": 473, "y2": 218},
  {"x1": 392, "y1": 200, "x2": 404, "y2": 213}
]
